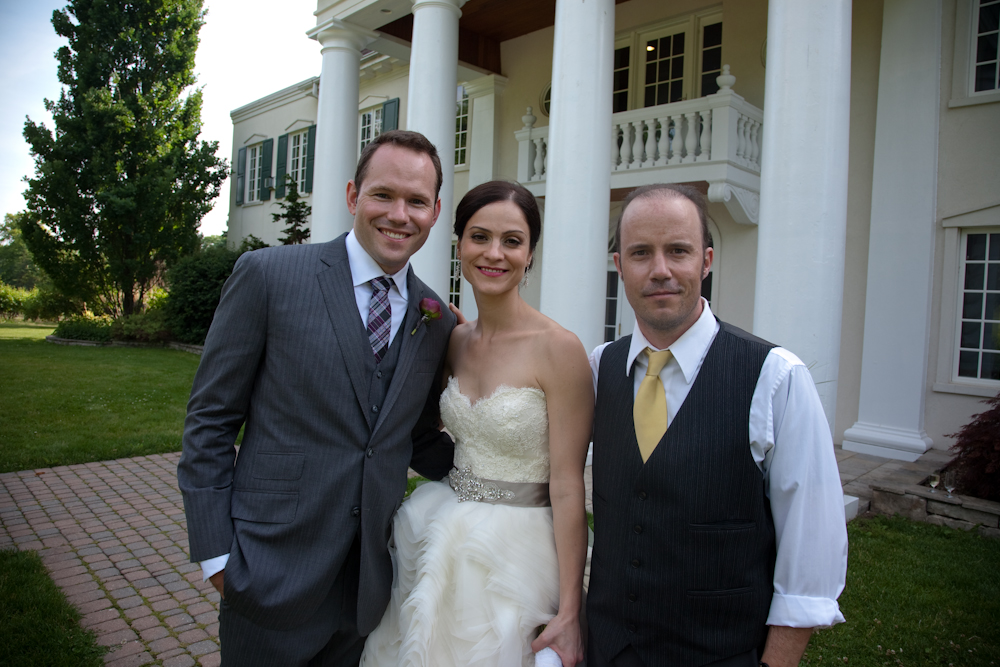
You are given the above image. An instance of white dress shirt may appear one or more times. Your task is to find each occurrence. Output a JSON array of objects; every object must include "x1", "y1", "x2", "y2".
[
  {"x1": 200, "y1": 231, "x2": 412, "y2": 581},
  {"x1": 589, "y1": 300, "x2": 848, "y2": 629}
]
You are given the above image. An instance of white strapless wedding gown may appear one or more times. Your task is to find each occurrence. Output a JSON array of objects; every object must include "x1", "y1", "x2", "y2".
[{"x1": 360, "y1": 377, "x2": 559, "y2": 667}]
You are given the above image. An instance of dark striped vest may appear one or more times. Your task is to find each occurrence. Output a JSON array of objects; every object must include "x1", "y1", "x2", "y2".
[{"x1": 587, "y1": 321, "x2": 777, "y2": 666}]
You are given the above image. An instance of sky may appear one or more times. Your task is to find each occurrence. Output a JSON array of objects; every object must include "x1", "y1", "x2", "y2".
[{"x1": 0, "y1": 0, "x2": 321, "y2": 237}]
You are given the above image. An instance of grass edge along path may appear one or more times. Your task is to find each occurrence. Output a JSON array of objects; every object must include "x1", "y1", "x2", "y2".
[
  {"x1": 803, "y1": 514, "x2": 1000, "y2": 667},
  {"x1": 0, "y1": 322, "x2": 200, "y2": 473},
  {"x1": 0, "y1": 549, "x2": 107, "y2": 666}
]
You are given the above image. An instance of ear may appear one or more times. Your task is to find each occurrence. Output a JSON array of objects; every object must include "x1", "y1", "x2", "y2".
[
  {"x1": 346, "y1": 181, "x2": 359, "y2": 216},
  {"x1": 429, "y1": 197, "x2": 442, "y2": 226},
  {"x1": 702, "y1": 247, "x2": 714, "y2": 280},
  {"x1": 613, "y1": 252, "x2": 623, "y2": 279}
]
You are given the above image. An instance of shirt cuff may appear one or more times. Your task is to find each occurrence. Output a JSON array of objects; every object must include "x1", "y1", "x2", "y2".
[
  {"x1": 201, "y1": 553, "x2": 229, "y2": 581},
  {"x1": 767, "y1": 593, "x2": 846, "y2": 629}
]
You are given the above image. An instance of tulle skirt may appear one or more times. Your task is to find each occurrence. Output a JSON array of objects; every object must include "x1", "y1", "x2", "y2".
[{"x1": 360, "y1": 480, "x2": 560, "y2": 667}]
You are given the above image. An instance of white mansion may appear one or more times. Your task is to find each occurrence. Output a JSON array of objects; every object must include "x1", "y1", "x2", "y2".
[{"x1": 225, "y1": 0, "x2": 1000, "y2": 461}]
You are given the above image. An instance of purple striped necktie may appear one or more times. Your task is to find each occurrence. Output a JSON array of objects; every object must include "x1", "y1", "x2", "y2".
[{"x1": 367, "y1": 276, "x2": 393, "y2": 363}]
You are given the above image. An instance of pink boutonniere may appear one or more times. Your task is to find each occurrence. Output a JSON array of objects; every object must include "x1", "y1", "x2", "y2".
[{"x1": 411, "y1": 298, "x2": 442, "y2": 335}]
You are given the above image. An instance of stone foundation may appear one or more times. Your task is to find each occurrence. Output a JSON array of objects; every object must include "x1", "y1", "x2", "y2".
[{"x1": 871, "y1": 482, "x2": 1000, "y2": 539}]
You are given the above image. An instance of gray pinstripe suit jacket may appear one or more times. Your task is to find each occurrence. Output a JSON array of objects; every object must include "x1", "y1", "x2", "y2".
[{"x1": 178, "y1": 234, "x2": 455, "y2": 634}]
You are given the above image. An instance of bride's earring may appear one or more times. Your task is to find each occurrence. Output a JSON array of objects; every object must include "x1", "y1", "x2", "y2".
[
  {"x1": 520, "y1": 270, "x2": 529, "y2": 288},
  {"x1": 456, "y1": 256, "x2": 462, "y2": 278}
]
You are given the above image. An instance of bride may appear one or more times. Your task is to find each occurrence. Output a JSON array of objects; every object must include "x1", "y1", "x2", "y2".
[{"x1": 360, "y1": 181, "x2": 594, "y2": 667}]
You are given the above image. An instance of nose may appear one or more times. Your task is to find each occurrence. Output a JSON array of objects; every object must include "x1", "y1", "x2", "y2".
[
  {"x1": 649, "y1": 251, "x2": 672, "y2": 280},
  {"x1": 484, "y1": 239, "x2": 504, "y2": 261},
  {"x1": 386, "y1": 197, "x2": 408, "y2": 223}
]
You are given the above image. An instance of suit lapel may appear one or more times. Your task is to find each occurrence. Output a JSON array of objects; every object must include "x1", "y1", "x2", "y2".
[
  {"x1": 372, "y1": 267, "x2": 427, "y2": 438},
  {"x1": 316, "y1": 236, "x2": 371, "y2": 414}
]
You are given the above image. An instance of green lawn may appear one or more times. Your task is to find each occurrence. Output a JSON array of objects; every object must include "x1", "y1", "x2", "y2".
[
  {"x1": 804, "y1": 515, "x2": 1000, "y2": 666},
  {"x1": 0, "y1": 321, "x2": 200, "y2": 473},
  {"x1": 0, "y1": 549, "x2": 106, "y2": 666}
]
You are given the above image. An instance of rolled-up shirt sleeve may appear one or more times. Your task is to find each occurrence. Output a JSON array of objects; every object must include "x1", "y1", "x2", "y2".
[{"x1": 753, "y1": 348, "x2": 848, "y2": 628}]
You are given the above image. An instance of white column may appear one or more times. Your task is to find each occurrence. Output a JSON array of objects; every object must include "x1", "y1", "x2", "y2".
[
  {"x1": 307, "y1": 20, "x2": 377, "y2": 243},
  {"x1": 457, "y1": 74, "x2": 508, "y2": 322},
  {"x1": 842, "y1": 0, "x2": 942, "y2": 461},
  {"x1": 538, "y1": 0, "x2": 615, "y2": 355},
  {"x1": 753, "y1": 0, "x2": 852, "y2": 428},
  {"x1": 405, "y1": 0, "x2": 465, "y2": 300}
]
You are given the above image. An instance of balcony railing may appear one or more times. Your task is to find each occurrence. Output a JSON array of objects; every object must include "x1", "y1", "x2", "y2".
[{"x1": 514, "y1": 66, "x2": 764, "y2": 224}]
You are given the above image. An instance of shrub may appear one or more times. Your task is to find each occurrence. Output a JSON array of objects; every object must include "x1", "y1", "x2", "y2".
[
  {"x1": 165, "y1": 245, "x2": 240, "y2": 345},
  {"x1": 22, "y1": 285, "x2": 83, "y2": 321},
  {"x1": 52, "y1": 314, "x2": 113, "y2": 342},
  {"x1": 145, "y1": 286, "x2": 169, "y2": 311},
  {"x1": 111, "y1": 309, "x2": 171, "y2": 343},
  {"x1": 0, "y1": 283, "x2": 29, "y2": 320},
  {"x1": 947, "y1": 391, "x2": 1000, "y2": 502}
]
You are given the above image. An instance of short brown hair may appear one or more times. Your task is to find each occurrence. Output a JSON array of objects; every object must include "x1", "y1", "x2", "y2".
[
  {"x1": 353, "y1": 130, "x2": 443, "y2": 199},
  {"x1": 613, "y1": 184, "x2": 713, "y2": 253},
  {"x1": 454, "y1": 181, "x2": 542, "y2": 253}
]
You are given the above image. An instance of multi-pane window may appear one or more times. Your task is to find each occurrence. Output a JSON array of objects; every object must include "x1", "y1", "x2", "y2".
[
  {"x1": 360, "y1": 107, "x2": 382, "y2": 152},
  {"x1": 700, "y1": 23, "x2": 723, "y2": 96},
  {"x1": 974, "y1": 0, "x2": 1000, "y2": 92},
  {"x1": 605, "y1": 271, "x2": 620, "y2": 343},
  {"x1": 450, "y1": 240, "x2": 462, "y2": 308},
  {"x1": 456, "y1": 87, "x2": 469, "y2": 166},
  {"x1": 958, "y1": 231, "x2": 1000, "y2": 381},
  {"x1": 644, "y1": 31, "x2": 685, "y2": 107},
  {"x1": 288, "y1": 131, "x2": 308, "y2": 193},
  {"x1": 613, "y1": 47, "x2": 631, "y2": 113},
  {"x1": 246, "y1": 144, "x2": 262, "y2": 203}
]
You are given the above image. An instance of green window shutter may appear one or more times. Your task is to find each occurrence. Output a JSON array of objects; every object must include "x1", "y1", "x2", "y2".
[
  {"x1": 304, "y1": 124, "x2": 317, "y2": 193},
  {"x1": 235, "y1": 147, "x2": 246, "y2": 205},
  {"x1": 382, "y1": 98, "x2": 400, "y2": 131},
  {"x1": 260, "y1": 138, "x2": 274, "y2": 201},
  {"x1": 276, "y1": 134, "x2": 288, "y2": 199}
]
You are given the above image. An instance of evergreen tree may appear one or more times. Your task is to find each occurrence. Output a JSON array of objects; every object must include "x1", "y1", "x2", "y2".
[
  {"x1": 0, "y1": 213, "x2": 48, "y2": 290},
  {"x1": 271, "y1": 176, "x2": 312, "y2": 245},
  {"x1": 21, "y1": 0, "x2": 227, "y2": 315}
]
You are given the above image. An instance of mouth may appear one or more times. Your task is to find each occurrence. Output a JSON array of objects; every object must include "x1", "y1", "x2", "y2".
[
  {"x1": 379, "y1": 228, "x2": 410, "y2": 241},
  {"x1": 476, "y1": 266, "x2": 509, "y2": 277}
]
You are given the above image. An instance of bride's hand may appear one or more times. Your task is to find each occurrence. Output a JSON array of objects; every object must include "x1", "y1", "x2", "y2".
[
  {"x1": 530, "y1": 612, "x2": 584, "y2": 667},
  {"x1": 448, "y1": 302, "x2": 467, "y2": 325}
]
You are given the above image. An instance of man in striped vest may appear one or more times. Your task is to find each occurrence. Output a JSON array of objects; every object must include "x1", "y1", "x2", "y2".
[{"x1": 586, "y1": 184, "x2": 847, "y2": 667}]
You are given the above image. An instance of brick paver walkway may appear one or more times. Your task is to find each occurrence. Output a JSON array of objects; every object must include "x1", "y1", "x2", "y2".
[
  {"x1": 0, "y1": 445, "x2": 951, "y2": 665},
  {"x1": 0, "y1": 452, "x2": 219, "y2": 667}
]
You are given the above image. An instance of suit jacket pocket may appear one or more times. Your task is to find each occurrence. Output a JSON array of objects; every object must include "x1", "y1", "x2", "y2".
[
  {"x1": 231, "y1": 490, "x2": 298, "y2": 524},
  {"x1": 252, "y1": 452, "x2": 305, "y2": 481}
]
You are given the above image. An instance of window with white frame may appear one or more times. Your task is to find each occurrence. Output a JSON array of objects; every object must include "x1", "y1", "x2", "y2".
[
  {"x1": 450, "y1": 240, "x2": 462, "y2": 308},
  {"x1": 974, "y1": 0, "x2": 1000, "y2": 93},
  {"x1": 456, "y1": 86, "x2": 469, "y2": 166},
  {"x1": 246, "y1": 143, "x2": 263, "y2": 203},
  {"x1": 360, "y1": 106, "x2": 382, "y2": 152},
  {"x1": 957, "y1": 229, "x2": 1000, "y2": 381},
  {"x1": 288, "y1": 130, "x2": 308, "y2": 193}
]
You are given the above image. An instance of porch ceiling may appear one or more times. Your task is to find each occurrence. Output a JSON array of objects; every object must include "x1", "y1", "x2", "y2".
[{"x1": 376, "y1": 0, "x2": 629, "y2": 75}]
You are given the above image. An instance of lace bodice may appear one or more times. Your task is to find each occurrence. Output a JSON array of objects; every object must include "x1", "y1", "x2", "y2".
[{"x1": 440, "y1": 376, "x2": 550, "y2": 484}]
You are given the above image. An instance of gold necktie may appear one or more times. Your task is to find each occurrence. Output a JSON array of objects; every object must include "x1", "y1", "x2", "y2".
[{"x1": 634, "y1": 348, "x2": 673, "y2": 463}]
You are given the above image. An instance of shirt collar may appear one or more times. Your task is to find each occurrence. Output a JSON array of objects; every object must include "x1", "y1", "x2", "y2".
[
  {"x1": 626, "y1": 299, "x2": 720, "y2": 383},
  {"x1": 345, "y1": 229, "x2": 409, "y2": 302}
]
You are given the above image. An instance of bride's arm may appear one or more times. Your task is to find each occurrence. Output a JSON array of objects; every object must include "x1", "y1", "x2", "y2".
[{"x1": 531, "y1": 329, "x2": 594, "y2": 667}]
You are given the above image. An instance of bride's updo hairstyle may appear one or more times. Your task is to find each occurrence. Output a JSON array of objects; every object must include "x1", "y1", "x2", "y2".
[{"x1": 454, "y1": 181, "x2": 542, "y2": 257}]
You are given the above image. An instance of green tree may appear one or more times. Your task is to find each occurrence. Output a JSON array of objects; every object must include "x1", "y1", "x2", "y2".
[
  {"x1": 21, "y1": 0, "x2": 227, "y2": 316},
  {"x1": 271, "y1": 177, "x2": 312, "y2": 245},
  {"x1": 0, "y1": 213, "x2": 48, "y2": 290}
]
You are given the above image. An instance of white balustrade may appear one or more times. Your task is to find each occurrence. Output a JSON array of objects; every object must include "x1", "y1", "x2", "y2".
[{"x1": 516, "y1": 66, "x2": 764, "y2": 184}]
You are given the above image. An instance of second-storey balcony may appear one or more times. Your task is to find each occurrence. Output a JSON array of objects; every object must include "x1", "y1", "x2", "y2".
[{"x1": 515, "y1": 68, "x2": 763, "y2": 225}]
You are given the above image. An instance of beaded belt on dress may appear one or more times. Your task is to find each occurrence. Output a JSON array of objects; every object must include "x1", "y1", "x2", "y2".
[{"x1": 448, "y1": 467, "x2": 551, "y2": 507}]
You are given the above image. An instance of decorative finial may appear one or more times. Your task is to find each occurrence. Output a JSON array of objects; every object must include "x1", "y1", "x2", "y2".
[
  {"x1": 522, "y1": 106, "x2": 536, "y2": 130},
  {"x1": 716, "y1": 64, "x2": 736, "y2": 92}
]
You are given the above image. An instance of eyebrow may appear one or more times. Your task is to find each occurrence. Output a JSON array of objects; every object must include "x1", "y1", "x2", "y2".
[{"x1": 467, "y1": 225, "x2": 528, "y2": 236}]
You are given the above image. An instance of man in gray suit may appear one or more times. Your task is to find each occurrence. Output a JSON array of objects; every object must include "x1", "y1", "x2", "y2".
[{"x1": 178, "y1": 130, "x2": 457, "y2": 666}]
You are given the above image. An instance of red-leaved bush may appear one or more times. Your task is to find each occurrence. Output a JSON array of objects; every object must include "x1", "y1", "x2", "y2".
[{"x1": 946, "y1": 392, "x2": 1000, "y2": 502}]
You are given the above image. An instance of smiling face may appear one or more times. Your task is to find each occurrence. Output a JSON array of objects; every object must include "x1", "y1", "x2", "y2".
[
  {"x1": 347, "y1": 143, "x2": 441, "y2": 274},
  {"x1": 458, "y1": 200, "x2": 533, "y2": 297},
  {"x1": 615, "y1": 194, "x2": 713, "y2": 349}
]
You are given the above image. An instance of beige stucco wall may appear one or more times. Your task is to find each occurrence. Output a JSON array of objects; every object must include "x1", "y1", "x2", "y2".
[
  {"x1": 832, "y1": 0, "x2": 884, "y2": 443},
  {"x1": 924, "y1": 0, "x2": 1000, "y2": 449}
]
